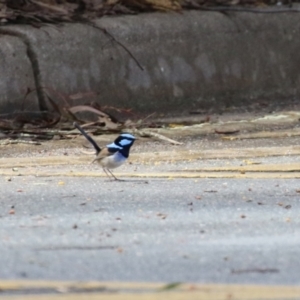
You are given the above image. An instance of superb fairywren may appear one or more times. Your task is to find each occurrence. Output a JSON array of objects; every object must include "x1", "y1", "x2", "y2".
[{"x1": 74, "y1": 122, "x2": 136, "y2": 181}]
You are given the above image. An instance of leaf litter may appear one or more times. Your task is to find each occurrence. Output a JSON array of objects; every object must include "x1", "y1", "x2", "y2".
[
  {"x1": 0, "y1": 0, "x2": 298, "y2": 27},
  {"x1": 0, "y1": 88, "x2": 185, "y2": 146}
]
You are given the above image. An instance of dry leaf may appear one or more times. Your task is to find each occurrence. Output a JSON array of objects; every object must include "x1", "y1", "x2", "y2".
[
  {"x1": 215, "y1": 128, "x2": 240, "y2": 134},
  {"x1": 157, "y1": 213, "x2": 167, "y2": 219},
  {"x1": 168, "y1": 123, "x2": 185, "y2": 128},
  {"x1": 243, "y1": 160, "x2": 261, "y2": 165}
]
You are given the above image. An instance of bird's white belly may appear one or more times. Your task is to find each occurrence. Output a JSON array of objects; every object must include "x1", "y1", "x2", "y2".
[{"x1": 99, "y1": 153, "x2": 126, "y2": 169}]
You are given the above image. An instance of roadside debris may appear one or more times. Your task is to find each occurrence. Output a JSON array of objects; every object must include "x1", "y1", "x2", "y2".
[
  {"x1": 0, "y1": 0, "x2": 298, "y2": 26},
  {"x1": 0, "y1": 96, "x2": 300, "y2": 150},
  {"x1": 0, "y1": 92, "x2": 183, "y2": 146},
  {"x1": 231, "y1": 268, "x2": 279, "y2": 274}
]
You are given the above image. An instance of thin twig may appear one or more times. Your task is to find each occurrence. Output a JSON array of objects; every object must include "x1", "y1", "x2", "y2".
[
  {"x1": 133, "y1": 129, "x2": 183, "y2": 145},
  {"x1": 30, "y1": 0, "x2": 69, "y2": 14},
  {"x1": 0, "y1": 139, "x2": 41, "y2": 145},
  {"x1": 89, "y1": 23, "x2": 144, "y2": 71}
]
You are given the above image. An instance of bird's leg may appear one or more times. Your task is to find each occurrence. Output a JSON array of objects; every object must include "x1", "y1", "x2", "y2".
[
  {"x1": 106, "y1": 168, "x2": 124, "y2": 181},
  {"x1": 103, "y1": 168, "x2": 114, "y2": 181}
]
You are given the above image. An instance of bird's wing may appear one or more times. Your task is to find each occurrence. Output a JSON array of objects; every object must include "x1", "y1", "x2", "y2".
[{"x1": 95, "y1": 147, "x2": 117, "y2": 160}]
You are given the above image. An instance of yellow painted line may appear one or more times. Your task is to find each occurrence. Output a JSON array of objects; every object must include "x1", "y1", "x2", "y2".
[
  {"x1": 0, "y1": 281, "x2": 299, "y2": 300},
  {"x1": 0, "y1": 156, "x2": 90, "y2": 168},
  {"x1": 0, "y1": 146, "x2": 300, "y2": 168},
  {"x1": 0, "y1": 291, "x2": 298, "y2": 300},
  {"x1": 0, "y1": 280, "x2": 159, "y2": 290},
  {"x1": 0, "y1": 170, "x2": 300, "y2": 179},
  {"x1": 186, "y1": 162, "x2": 300, "y2": 172},
  {"x1": 133, "y1": 146, "x2": 300, "y2": 162}
]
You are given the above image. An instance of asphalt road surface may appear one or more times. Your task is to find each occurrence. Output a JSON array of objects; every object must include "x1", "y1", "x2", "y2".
[{"x1": 0, "y1": 175, "x2": 299, "y2": 284}]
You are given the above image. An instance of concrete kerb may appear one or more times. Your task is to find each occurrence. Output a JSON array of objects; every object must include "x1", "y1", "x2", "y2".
[
  {"x1": 0, "y1": 11, "x2": 300, "y2": 115},
  {"x1": 0, "y1": 33, "x2": 37, "y2": 113}
]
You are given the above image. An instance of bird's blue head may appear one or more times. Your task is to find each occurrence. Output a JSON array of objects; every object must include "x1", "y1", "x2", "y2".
[{"x1": 107, "y1": 133, "x2": 136, "y2": 158}]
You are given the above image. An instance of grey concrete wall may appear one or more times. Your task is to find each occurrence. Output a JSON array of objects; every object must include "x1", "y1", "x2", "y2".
[
  {"x1": 0, "y1": 11, "x2": 300, "y2": 114},
  {"x1": 0, "y1": 35, "x2": 37, "y2": 113}
]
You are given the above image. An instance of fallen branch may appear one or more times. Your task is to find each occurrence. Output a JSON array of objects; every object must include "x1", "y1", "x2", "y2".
[
  {"x1": 0, "y1": 139, "x2": 41, "y2": 145},
  {"x1": 133, "y1": 129, "x2": 183, "y2": 145}
]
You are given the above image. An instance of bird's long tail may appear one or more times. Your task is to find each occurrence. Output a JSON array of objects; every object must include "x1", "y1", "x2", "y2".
[{"x1": 73, "y1": 122, "x2": 101, "y2": 154}]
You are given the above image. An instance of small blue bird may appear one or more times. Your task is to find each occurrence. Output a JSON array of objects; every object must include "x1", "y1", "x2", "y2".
[{"x1": 74, "y1": 122, "x2": 136, "y2": 181}]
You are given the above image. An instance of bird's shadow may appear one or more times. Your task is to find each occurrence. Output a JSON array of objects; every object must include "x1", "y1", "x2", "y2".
[{"x1": 105, "y1": 179, "x2": 149, "y2": 184}]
